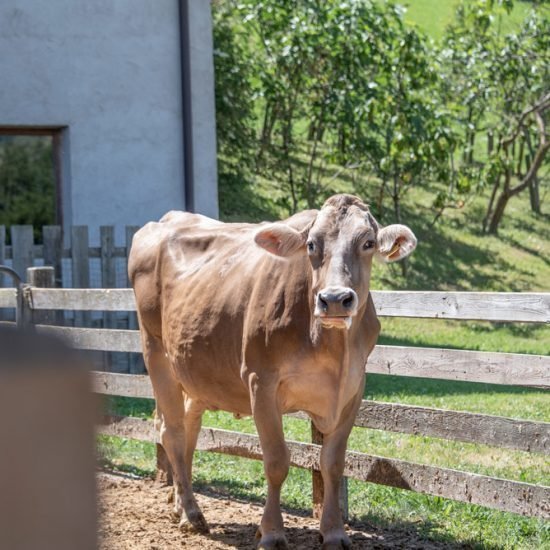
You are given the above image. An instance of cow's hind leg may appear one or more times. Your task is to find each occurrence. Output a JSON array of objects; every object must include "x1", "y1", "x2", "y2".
[
  {"x1": 249, "y1": 373, "x2": 289, "y2": 549},
  {"x1": 143, "y1": 335, "x2": 208, "y2": 533}
]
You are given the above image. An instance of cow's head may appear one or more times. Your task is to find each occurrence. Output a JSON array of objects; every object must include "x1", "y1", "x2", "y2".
[{"x1": 255, "y1": 194, "x2": 416, "y2": 330}]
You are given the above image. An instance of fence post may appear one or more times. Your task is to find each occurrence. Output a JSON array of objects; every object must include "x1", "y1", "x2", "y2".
[
  {"x1": 71, "y1": 226, "x2": 90, "y2": 328},
  {"x1": 101, "y1": 226, "x2": 116, "y2": 372},
  {"x1": 27, "y1": 267, "x2": 55, "y2": 325},
  {"x1": 42, "y1": 226, "x2": 63, "y2": 287},
  {"x1": 311, "y1": 422, "x2": 349, "y2": 522},
  {"x1": 11, "y1": 225, "x2": 34, "y2": 283}
]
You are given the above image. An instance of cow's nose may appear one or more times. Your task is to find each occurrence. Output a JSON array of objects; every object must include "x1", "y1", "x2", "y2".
[{"x1": 316, "y1": 287, "x2": 358, "y2": 316}]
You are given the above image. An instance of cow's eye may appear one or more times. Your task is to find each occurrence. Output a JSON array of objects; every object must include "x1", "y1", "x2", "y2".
[
  {"x1": 307, "y1": 240, "x2": 316, "y2": 254},
  {"x1": 363, "y1": 240, "x2": 375, "y2": 250}
]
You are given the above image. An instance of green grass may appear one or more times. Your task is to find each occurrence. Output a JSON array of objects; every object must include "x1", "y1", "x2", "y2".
[{"x1": 401, "y1": 0, "x2": 538, "y2": 41}]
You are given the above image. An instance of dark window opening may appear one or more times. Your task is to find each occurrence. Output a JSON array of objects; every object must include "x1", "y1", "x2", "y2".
[{"x1": 0, "y1": 127, "x2": 62, "y2": 243}]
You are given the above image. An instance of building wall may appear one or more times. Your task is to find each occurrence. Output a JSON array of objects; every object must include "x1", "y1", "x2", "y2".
[{"x1": 0, "y1": 0, "x2": 216, "y2": 244}]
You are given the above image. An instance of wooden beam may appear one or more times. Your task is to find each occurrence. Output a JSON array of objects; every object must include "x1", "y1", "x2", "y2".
[
  {"x1": 90, "y1": 372, "x2": 549, "y2": 454},
  {"x1": 92, "y1": 372, "x2": 152, "y2": 399},
  {"x1": 371, "y1": 291, "x2": 549, "y2": 323},
  {"x1": 27, "y1": 288, "x2": 550, "y2": 323},
  {"x1": 37, "y1": 326, "x2": 141, "y2": 352},
  {"x1": 97, "y1": 418, "x2": 550, "y2": 519},
  {"x1": 30, "y1": 288, "x2": 137, "y2": 311},
  {"x1": 0, "y1": 289, "x2": 16, "y2": 308},
  {"x1": 368, "y1": 345, "x2": 550, "y2": 388},
  {"x1": 357, "y1": 401, "x2": 549, "y2": 454},
  {"x1": 53, "y1": 330, "x2": 550, "y2": 387}
]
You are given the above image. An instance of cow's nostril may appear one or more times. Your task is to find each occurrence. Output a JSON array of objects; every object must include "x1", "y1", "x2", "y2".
[
  {"x1": 342, "y1": 295, "x2": 354, "y2": 309},
  {"x1": 318, "y1": 294, "x2": 329, "y2": 311}
]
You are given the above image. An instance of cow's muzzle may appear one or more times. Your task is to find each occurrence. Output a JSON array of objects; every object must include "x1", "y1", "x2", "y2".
[{"x1": 315, "y1": 287, "x2": 358, "y2": 329}]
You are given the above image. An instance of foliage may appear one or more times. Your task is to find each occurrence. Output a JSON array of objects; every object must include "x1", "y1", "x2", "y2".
[
  {"x1": 0, "y1": 137, "x2": 55, "y2": 242},
  {"x1": 228, "y1": 0, "x2": 456, "y2": 222},
  {"x1": 437, "y1": 1, "x2": 550, "y2": 232},
  {"x1": 212, "y1": 2, "x2": 258, "y2": 218}
]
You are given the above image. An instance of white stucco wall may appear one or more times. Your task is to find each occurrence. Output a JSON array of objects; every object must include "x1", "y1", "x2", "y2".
[{"x1": 0, "y1": 0, "x2": 188, "y2": 244}]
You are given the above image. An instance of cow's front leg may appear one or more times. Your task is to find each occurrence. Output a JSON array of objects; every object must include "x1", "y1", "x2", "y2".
[
  {"x1": 318, "y1": 390, "x2": 363, "y2": 549},
  {"x1": 250, "y1": 373, "x2": 290, "y2": 549}
]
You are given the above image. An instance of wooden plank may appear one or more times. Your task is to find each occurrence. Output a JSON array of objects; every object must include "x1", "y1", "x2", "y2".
[
  {"x1": 5, "y1": 246, "x2": 129, "y2": 260},
  {"x1": 368, "y1": 345, "x2": 550, "y2": 388},
  {"x1": 357, "y1": 401, "x2": 549, "y2": 454},
  {"x1": 90, "y1": 372, "x2": 549, "y2": 454},
  {"x1": 371, "y1": 291, "x2": 549, "y2": 323},
  {"x1": 94, "y1": 371, "x2": 547, "y2": 453},
  {"x1": 37, "y1": 324, "x2": 549, "y2": 387},
  {"x1": 27, "y1": 267, "x2": 56, "y2": 325},
  {"x1": 100, "y1": 226, "x2": 117, "y2": 373},
  {"x1": 92, "y1": 372, "x2": 152, "y2": 399},
  {"x1": 97, "y1": 418, "x2": 550, "y2": 518},
  {"x1": 0, "y1": 288, "x2": 16, "y2": 308},
  {"x1": 29, "y1": 319, "x2": 550, "y2": 387},
  {"x1": 30, "y1": 288, "x2": 136, "y2": 311},
  {"x1": 42, "y1": 226, "x2": 63, "y2": 287},
  {"x1": 71, "y1": 226, "x2": 90, "y2": 327},
  {"x1": 11, "y1": 225, "x2": 34, "y2": 281},
  {"x1": 99, "y1": 415, "x2": 158, "y2": 442},
  {"x1": 36, "y1": 326, "x2": 141, "y2": 353}
]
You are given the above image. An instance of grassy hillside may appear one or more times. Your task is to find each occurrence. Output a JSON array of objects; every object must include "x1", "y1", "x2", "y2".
[{"x1": 402, "y1": 0, "x2": 537, "y2": 40}]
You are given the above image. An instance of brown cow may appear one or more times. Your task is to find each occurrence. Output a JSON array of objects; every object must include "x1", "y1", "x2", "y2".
[{"x1": 128, "y1": 194, "x2": 416, "y2": 549}]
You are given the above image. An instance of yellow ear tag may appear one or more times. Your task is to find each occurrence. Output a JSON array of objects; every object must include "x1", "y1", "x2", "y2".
[{"x1": 388, "y1": 242, "x2": 401, "y2": 259}]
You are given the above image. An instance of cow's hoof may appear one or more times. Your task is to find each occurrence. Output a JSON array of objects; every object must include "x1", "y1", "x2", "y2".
[
  {"x1": 255, "y1": 528, "x2": 289, "y2": 549},
  {"x1": 179, "y1": 510, "x2": 210, "y2": 534},
  {"x1": 321, "y1": 530, "x2": 352, "y2": 549}
]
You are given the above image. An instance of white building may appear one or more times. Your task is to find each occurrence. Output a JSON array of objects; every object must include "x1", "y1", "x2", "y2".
[{"x1": 0, "y1": 0, "x2": 218, "y2": 244}]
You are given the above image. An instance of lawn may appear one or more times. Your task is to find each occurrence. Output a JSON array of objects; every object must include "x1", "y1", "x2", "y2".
[{"x1": 401, "y1": 0, "x2": 538, "y2": 40}]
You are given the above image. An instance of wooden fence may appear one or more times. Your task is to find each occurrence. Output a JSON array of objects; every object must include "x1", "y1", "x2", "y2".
[
  {"x1": 0, "y1": 267, "x2": 549, "y2": 521},
  {"x1": 0, "y1": 224, "x2": 141, "y2": 373}
]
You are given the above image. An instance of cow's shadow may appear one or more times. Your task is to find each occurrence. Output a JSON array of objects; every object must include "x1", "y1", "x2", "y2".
[
  {"x1": 204, "y1": 518, "x2": 470, "y2": 549},
  {"x1": 206, "y1": 521, "x2": 376, "y2": 549}
]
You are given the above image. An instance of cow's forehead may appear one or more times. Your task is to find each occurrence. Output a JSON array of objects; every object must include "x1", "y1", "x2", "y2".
[{"x1": 312, "y1": 203, "x2": 376, "y2": 240}]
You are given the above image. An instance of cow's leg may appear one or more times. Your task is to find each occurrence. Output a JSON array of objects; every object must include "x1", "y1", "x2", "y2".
[
  {"x1": 142, "y1": 334, "x2": 208, "y2": 533},
  {"x1": 318, "y1": 390, "x2": 363, "y2": 549},
  {"x1": 250, "y1": 373, "x2": 289, "y2": 549}
]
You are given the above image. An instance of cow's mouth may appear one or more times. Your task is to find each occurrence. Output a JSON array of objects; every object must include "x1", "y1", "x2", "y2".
[{"x1": 318, "y1": 316, "x2": 352, "y2": 330}]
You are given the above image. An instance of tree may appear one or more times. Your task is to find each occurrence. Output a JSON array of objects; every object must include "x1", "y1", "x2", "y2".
[
  {"x1": 440, "y1": 2, "x2": 549, "y2": 233},
  {"x1": 236, "y1": 0, "x2": 455, "y2": 220},
  {"x1": 0, "y1": 137, "x2": 55, "y2": 241}
]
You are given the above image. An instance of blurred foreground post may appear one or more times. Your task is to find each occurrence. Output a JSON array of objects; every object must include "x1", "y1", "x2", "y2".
[{"x1": 0, "y1": 328, "x2": 97, "y2": 550}]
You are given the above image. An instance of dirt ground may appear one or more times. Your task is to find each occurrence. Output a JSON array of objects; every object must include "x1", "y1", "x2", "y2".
[{"x1": 98, "y1": 472, "x2": 467, "y2": 549}]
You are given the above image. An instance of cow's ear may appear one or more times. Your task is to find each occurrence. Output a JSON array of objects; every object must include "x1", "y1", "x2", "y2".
[
  {"x1": 255, "y1": 223, "x2": 306, "y2": 257},
  {"x1": 376, "y1": 224, "x2": 417, "y2": 263}
]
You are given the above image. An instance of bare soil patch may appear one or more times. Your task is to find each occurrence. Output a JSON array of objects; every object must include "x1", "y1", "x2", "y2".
[{"x1": 98, "y1": 473, "x2": 467, "y2": 549}]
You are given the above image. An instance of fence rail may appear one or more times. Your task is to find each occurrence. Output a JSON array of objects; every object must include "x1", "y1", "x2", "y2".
[
  {"x1": 1, "y1": 267, "x2": 549, "y2": 521},
  {"x1": 25, "y1": 287, "x2": 550, "y2": 322}
]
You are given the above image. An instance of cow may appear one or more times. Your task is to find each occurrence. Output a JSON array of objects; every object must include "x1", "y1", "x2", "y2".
[{"x1": 128, "y1": 194, "x2": 416, "y2": 549}]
